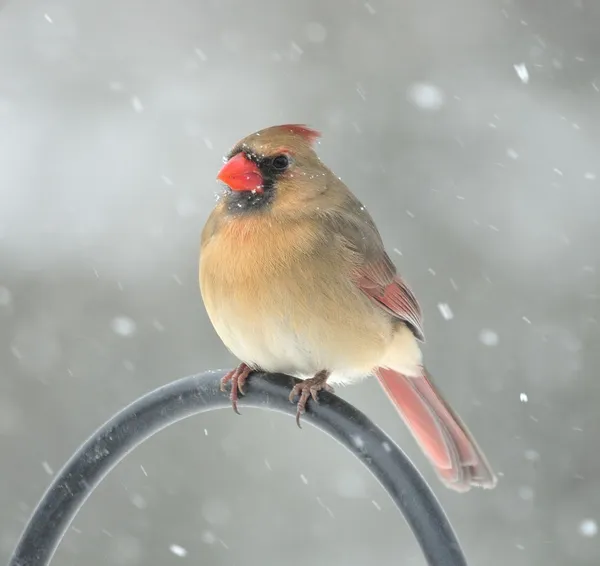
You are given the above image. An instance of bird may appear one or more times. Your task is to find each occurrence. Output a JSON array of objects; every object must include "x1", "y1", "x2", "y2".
[{"x1": 199, "y1": 124, "x2": 497, "y2": 492}]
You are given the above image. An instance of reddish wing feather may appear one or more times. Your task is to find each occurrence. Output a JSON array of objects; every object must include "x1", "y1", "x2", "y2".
[{"x1": 357, "y1": 258, "x2": 425, "y2": 341}]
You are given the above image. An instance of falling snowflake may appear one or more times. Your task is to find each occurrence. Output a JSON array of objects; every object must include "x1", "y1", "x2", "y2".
[
  {"x1": 518, "y1": 486, "x2": 534, "y2": 501},
  {"x1": 407, "y1": 83, "x2": 446, "y2": 111},
  {"x1": 520, "y1": 393, "x2": 528, "y2": 403},
  {"x1": 42, "y1": 461, "x2": 54, "y2": 475},
  {"x1": 479, "y1": 329, "x2": 499, "y2": 346},
  {"x1": 437, "y1": 303, "x2": 454, "y2": 320},
  {"x1": 111, "y1": 316, "x2": 137, "y2": 337},
  {"x1": 169, "y1": 544, "x2": 188, "y2": 557},
  {"x1": 130, "y1": 493, "x2": 147, "y2": 509},
  {"x1": 0, "y1": 286, "x2": 12, "y2": 306},
  {"x1": 131, "y1": 96, "x2": 144, "y2": 113},
  {"x1": 514, "y1": 63, "x2": 529, "y2": 83},
  {"x1": 579, "y1": 519, "x2": 598, "y2": 538},
  {"x1": 306, "y1": 22, "x2": 327, "y2": 43}
]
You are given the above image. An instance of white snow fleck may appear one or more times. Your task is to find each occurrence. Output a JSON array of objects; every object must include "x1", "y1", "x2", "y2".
[
  {"x1": 364, "y1": 2, "x2": 376, "y2": 14},
  {"x1": 306, "y1": 22, "x2": 327, "y2": 43},
  {"x1": 0, "y1": 286, "x2": 12, "y2": 306},
  {"x1": 520, "y1": 393, "x2": 529, "y2": 403},
  {"x1": 109, "y1": 535, "x2": 141, "y2": 564},
  {"x1": 334, "y1": 470, "x2": 367, "y2": 498},
  {"x1": 352, "y1": 435, "x2": 365, "y2": 449},
  {"x1": 152, "y1": 320, "x2": 165, "y2": 332},
  {"x1": 195, "y1": 48, "x2": 207, "y2": 61},
  {"x1": 42, "y1": 461, "x2": 54, "y2": 475},
  {"x1": 111, "y1": 316, "x2": 137, "y2": 337},
  {"x1": 201, "y1": 500, "x2": 231, "y2": 525},
  {"x1": 524, "y1": 449, "x2": 540, "y2": 462},
  {"x1": 506, "y1": 148, "x2": 519, "y2": 159},
  {"x1": 203, "y1": 138, "x2": 213, "y2": 150},
  {"x1": 514, "y1": 63, "x2": 529, "y2": 83},
  {"x1": 201, "y1": 530, "x2": 216, "y2": 544},
  {"x1": 131, "y1": 96, "x2": 144, "y2": 113},
  {"x1": 140, "y1": 465, "x2": 148, "y2": 476},
  {"x1": 428, "y1": 268, "x2": 436, "y2": 276},
  {"x1": 522, "y1": 316, "x2": 532, "y2": 324},
  {"x1": 356, "y1": 83, "x2": 367, "y2": 100},
  {"x1": 289, "y1": 42, "x2": 303, "y2": 61},
  {"x1": 175, "y1": 197, "x2": 197, "y2": 217},
  {"x1": 372, "y1": 500, "x2": 382, "y2": 511},
  {"x1": 579, "y1": 519, "x2": 598, "y2": 538},
  {"x1": 479, "y1": 329, "x2": 499, "y2": 346},
  {"x1": 169, "y1": 544, "x2": 188, "y2": 557},
  {"x1": 44, "y1": 13, "x2": 53, "y2": 23},
  {"x1": 518, "y1": 486, "x2": 534, "y2": 501},
  {"x1": 10, "y1": 345, "x2": 22, "y2": 359},
  {"x1": 264, "y1": 459, "x2": 272, "y2": 471},
  {"x1": 316, "y1": 496, "x2": 335, "y2": 518},
  {"x1": 161, "y1": 175, "x2": 173, "y2": 186},
  {"x1": 393, "y1": 248, "x2": 402, "y2": 256},
  {"x1": 437, "y1": 303, "x2": 454, "y2": 320},
  {"x1": 584, "y1": 172, "x2": 596, "y2": 180},
  {"x1": 407, "y1": 83, "x2": 445, "y2": 111},
  {"x1": 553, "y1": 168, "x2": 563, "y2": 176},
  {"x1": 204, "y1": 428, "x2": 208, "y2": 436},
  {"x1": 382, "y1": 441, "x2": 392, "y2": 452},
  {"x1": 130, "y1": 493, "x2": 147, "y2": 509},
  {"x1": 300, "y1": 473, "x2": 309, "y2": 485},
  {"x1": 405, "y1": 210, "x2": 415, "y2": 218}
]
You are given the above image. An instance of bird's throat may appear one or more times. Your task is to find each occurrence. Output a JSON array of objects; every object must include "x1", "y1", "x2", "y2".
[{"x1": 225, "y1": 182, "x2": 275, "y2": 215}]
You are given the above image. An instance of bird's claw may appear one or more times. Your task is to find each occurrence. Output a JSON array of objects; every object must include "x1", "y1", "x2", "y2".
[
  {"x1": 220, "y1": 363, "x2": 252, "y2": 414},
  {"x1": 289, "y1": 372, "x2": 333, "y2": 428}
]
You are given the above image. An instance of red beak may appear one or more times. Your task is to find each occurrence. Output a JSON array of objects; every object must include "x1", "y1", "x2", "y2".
[{"x1": 217, "y1": 152, "x2": 264, "y2": 193}]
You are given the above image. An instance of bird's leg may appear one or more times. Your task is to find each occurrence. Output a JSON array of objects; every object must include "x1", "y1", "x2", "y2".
[
  {"x1": 220, "y1": 363, "x2": 253, "y2": 415},
  {"x1": 289, "y1": 370, "x2": 334, "y2": 428}
]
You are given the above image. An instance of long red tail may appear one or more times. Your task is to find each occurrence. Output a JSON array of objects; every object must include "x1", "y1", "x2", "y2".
[{"x1": 375, "y1": 367, "x2": 497, "y2": 492}]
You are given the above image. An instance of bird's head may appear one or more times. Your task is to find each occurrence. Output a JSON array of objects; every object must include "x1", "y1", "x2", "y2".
[{"x1": 216, "y1": 124, "x2": 332, "y2": 217}]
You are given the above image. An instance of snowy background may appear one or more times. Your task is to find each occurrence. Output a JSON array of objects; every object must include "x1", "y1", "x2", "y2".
[{"x1": 2, "y1": 0, "x2": 600, "y2": 565}]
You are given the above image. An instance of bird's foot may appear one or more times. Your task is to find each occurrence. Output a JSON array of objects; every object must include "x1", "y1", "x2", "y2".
[
  {"x1": 220, "y1": 363, "x2": 253, "y2": 415},
  {"x1": 289, "y1": 370, "x2": 333, "y2": 428}
]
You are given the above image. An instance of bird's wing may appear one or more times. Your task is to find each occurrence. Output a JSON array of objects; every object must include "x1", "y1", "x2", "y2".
[{"x1": 325, "y1": 191, "x2": 425, "y2": 341}]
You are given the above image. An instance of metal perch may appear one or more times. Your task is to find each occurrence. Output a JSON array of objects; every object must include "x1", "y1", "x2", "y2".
[{"x1": 8, "y1": 370, "x2": 468, "y2": 566}]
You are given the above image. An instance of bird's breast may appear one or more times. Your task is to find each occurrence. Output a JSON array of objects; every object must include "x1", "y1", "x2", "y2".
[{"x1": 199, "y1": 214, "x2": 392, "y2": 379}]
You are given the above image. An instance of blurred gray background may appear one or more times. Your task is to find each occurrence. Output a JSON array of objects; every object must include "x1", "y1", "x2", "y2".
[{"x1": 1, "y1": 0, "x2": 600, "y2": 564}]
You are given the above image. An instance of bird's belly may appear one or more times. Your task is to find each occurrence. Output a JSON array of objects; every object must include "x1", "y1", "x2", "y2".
[{"x1": 204, "y1": 283, "x2": 392, "y2": 384}]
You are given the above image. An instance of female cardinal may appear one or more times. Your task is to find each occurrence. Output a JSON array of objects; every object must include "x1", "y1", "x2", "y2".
[{"x1": 199, "y1": 124, "x2": 497, "y2": 492}]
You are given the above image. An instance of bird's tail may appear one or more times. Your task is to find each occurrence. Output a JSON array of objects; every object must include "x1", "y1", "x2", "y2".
[{"x1": 375, "y1": 366, "x2": 497, "y2": 492}]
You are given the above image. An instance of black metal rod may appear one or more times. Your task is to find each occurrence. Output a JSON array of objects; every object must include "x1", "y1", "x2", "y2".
[{"x1": 8, "y1": 370, "x2": 468, "y2": 566}]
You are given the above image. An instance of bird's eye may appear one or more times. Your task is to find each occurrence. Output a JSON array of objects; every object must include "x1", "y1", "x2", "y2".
[{"x1": 271, "y1": 154, "x2": 289, "y2": 170}]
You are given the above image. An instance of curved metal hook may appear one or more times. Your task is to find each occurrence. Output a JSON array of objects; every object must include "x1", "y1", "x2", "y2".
[{"x1": 8, "y1": 371, "x2": 468, "y2": 566}]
